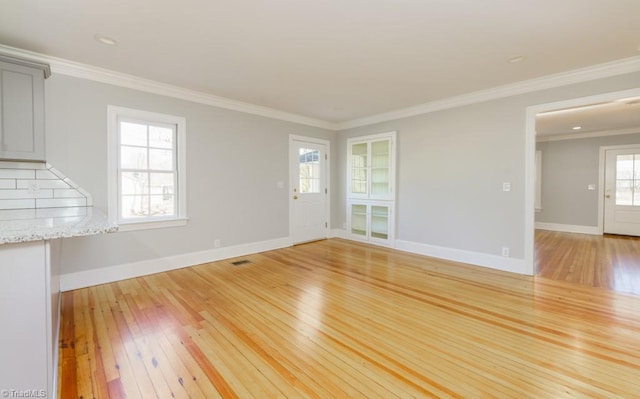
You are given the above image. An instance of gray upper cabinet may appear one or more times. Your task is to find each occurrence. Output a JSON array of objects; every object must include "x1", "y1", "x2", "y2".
[{"x1": 0, "y1": 56, "x2": 50, "y2": 161}]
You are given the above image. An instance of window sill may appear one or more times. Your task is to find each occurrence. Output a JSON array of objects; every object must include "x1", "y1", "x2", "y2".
[{"x1": 116, "y1": 218, "x2": 189, "y2": 232}]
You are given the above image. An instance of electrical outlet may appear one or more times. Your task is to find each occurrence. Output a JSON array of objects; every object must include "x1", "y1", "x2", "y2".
[
  {"x1": 501, "y1": 247, "x2": 510, "y2": 257},
  {"x1": 214, "y1": 239, "x2": 221, "y2": 249}
]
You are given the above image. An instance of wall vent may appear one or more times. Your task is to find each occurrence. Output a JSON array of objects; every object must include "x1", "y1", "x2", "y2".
[{"x1": 231, "y1": 259, "x2": 251, "y2": 266}]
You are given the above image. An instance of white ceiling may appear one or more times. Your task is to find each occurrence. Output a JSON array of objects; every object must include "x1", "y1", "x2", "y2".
[{"x1": 0, "y1": 0, "x2": 639, "y2": 124}]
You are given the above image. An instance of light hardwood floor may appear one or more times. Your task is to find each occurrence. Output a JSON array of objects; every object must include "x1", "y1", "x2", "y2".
[
  {"x1": 58, "y1": 238, "x2": 640, "y2": 398},
  {"x1": 536, "y1": 229, "x2": 640, "y2": 295}
]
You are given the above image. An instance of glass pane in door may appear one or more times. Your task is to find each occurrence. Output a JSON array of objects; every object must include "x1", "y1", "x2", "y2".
[
  {"x1": 350, "y1": 204, "x2": 367, "y2": 236},
  {"x1": 616, "y1": 154, "x2": 640, "y2": 206},
  {"x1": 299, "y1": 148, "x2": 320, "y2": 193},
  {"x1": 370, "y1": 205, "x2": 388, "y2": 239},
  {"x1": 371, "y1": 140, "x2": 390, "y2": 196},
  {"x1": 351, "y1": 143, "x2": 368, "y2": 194}
]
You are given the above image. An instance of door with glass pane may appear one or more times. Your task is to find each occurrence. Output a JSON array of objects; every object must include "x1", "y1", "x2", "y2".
[
  {"x1": 347, "y1": 201, "x2": 393, "y2": 245},
  {"x1": 290, "y1": 138, "x2": 328, "y2": 244},
  {"x1": 349, "y1": 141, "x2": 369, "y2": 198},
  {"x1": 604, "y1": 147, "x2": 640, "y2": 236},
  {"x1": 346, "y1": 132, "x2": 396, "y2": 247},
  {"x1": 348, "y1": 136, "x2": 393, "y2": 200},
  {"x1": 370, "y1": 139, "x2": 391, "y2": 199},
  {"x1": 349, "y1": 203, "x2": 368, "y2": 238},
  {"x1": 370, "y1": 204, "x2": 390, "y2": 243}
]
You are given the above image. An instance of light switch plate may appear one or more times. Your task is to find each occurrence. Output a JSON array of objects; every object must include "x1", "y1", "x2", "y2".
[
  {"x1": 502, "y1": 182, "x2": 511, "y2": 192},
  {"x1": 588, "y1": 184, "x2": 596, "y2": 190}
]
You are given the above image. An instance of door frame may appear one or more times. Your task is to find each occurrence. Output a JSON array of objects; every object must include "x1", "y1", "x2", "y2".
[
  {"x1": 524, "y1": 87, "x2": 640, "y2": 275},
  {"x1": 289, "y1": 135, "x2": 331, "y2": 244},
  {"x1": 599, "y1": 144, "x2": 640, "y2": 235}
]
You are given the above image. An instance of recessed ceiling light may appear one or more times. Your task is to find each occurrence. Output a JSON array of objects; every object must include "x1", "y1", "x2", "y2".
[
  {"x1": 94, "y1": 34, "x2": 118, "y2": 46},
  {"x1": 572, "y1": 126, "x2": 582, "y2": 130},
  {"x1": 507, "y1": 55, "x2": 526, "y2": 64}
]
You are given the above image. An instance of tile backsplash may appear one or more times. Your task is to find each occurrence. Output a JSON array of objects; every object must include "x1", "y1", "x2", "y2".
[{"x1": 0, "y1": 161, "x2": 92, "y2": 210}]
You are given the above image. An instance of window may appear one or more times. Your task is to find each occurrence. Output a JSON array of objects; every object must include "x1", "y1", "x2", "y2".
[
  {"x1": 616, "y1": 154, "x2": 640, "y2": 206},
  {"x1": 108, "y1": 106, "x2": 187, "y2": 230},
  {"x1": 350, "y1": 142, "x2": 368, "y2": 194},
  {"x1": 299, "y1": 148, "x2": 320, "y2": 193}
]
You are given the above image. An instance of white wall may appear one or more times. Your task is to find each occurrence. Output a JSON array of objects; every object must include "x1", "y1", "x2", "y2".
[
  {"x1": 335, "y1": 72, "x2": 640, "y2": 272},
  {"x1": 44, "y1": 74, "x2": 336, "y2": 275}
]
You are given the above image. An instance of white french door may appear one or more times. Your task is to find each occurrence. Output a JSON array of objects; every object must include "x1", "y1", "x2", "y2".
[
  {"x1": 290, "y1": 136, "x2": 329, "y2": 244},
  {"x1": 604, "y1": 147, "x2": 640, "y2": 236}
]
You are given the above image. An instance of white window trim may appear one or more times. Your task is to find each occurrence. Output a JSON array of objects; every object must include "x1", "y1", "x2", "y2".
[{"x1": 107, "y1": 105, "x2": 188, "y2": 231}]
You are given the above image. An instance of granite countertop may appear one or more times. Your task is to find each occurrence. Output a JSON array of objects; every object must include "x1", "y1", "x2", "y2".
[{"x1": 0, "y1": 207, "x2": 118, "y2": 244}]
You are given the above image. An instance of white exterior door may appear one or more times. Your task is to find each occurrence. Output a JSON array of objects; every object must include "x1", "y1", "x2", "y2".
[
  {"x1": 290, "y1": 137, "x2": 328, "y2": 244},
  {"x1": 604, "y1": 147, "x2": 640, "y2": 236}
]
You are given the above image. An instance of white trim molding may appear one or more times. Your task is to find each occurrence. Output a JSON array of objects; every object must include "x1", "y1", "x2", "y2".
[
  {"x1": 0, "y1": 44, "x2": 336, "y2": 131},
  {"x1": 329, "y1": 228, "x2": 347, "y2": 239},
  {"x1": 537, "y1": 127, "x2": 640, "y2": 142},
  {"x1": 395, "y1": 239, "x2": 526, "y2": 275},
  {"x1": 1, "y1": 44, "x2": 638, "y2": 132},
  {"x1": 338, "y1": 56, "x2": 640, "y2": 130},
  {"x1": 59, "y1": 236, "x2": 292, "y2": 291},
  {"x1": 107, "y1": 105, "x2": 188, "y2": 230},
  {"x1": 535, "y1": 222, "x2": 600, "y2": 235}
]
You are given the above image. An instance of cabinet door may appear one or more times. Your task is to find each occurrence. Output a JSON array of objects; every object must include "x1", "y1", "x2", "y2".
[
  {"x1": 0, "y1": 242, "x2": 49, "y2": 392},
  {"x1": 370, "y1": 138, "x2": 392, "y2": 200},
  {"x1": 0, "y1": 61, "x2": 45, "y2": 161},
  {"x1": 349, "y1": 141, "x2": 369, "y2": 198},
  {"x1": 370, "y1": 204, "x2": 390, "y2": 242},
  {"x1": 347, "y1": 201, "x2": 394, "y2": 246},
  {"x1": 349, "y1": 203, "x2": 368, "y2": 238},
  {"x1": 347, "y1": 133, "x2": 395, "y2": 201}
]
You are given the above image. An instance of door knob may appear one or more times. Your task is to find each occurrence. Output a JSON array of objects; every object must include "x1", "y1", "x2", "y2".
[
  {"x1": 293, "y1": 195, "x2": 298, "y2": 200},
  {"x1": 605, "y1": 195, "x2": 611, "y2": 198}
]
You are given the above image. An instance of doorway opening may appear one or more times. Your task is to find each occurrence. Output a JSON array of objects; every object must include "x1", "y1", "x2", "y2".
[{"x1": 525, "y1": 88, "x2": 640, "y2": 290}]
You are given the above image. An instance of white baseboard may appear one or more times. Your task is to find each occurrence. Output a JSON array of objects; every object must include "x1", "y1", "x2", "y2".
[
  {"x1": 329, "y1": 232, "x2": 525, "y2": 274},
  {"x1": 60, "y1": 236, "x2": 292, "y2": 291},
  {"x1": 394, "y1": 239, "x2": 528, "y2": 275},
  {"x1": 535, "y1": 222, "x2": 600, "y2": 235},
  {"x1": 61, "y1": 233, "x2": 532, "y2": 291}
]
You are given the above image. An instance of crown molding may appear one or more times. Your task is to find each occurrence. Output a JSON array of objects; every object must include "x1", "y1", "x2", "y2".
[
  {"x1": 536, "y1": 126, "x2": 640, "y2": 142},
  {"x1": 2, "y1": 44, "x2": 638, "y2": 132},
  {"x1": 0, "y1": 44, "x2": 339, "y2": 131},
  {"x1": 337, "y1": 56, "x2": 640, "y2": 130}
]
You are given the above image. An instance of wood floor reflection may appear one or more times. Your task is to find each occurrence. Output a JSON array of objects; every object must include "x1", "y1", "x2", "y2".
[
  {"x1": 58, "y1": 238, "x2": 640, "y2": 398},
  {"x1": 536, "y1": 229, "x2": 640, "y2": 295}
]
